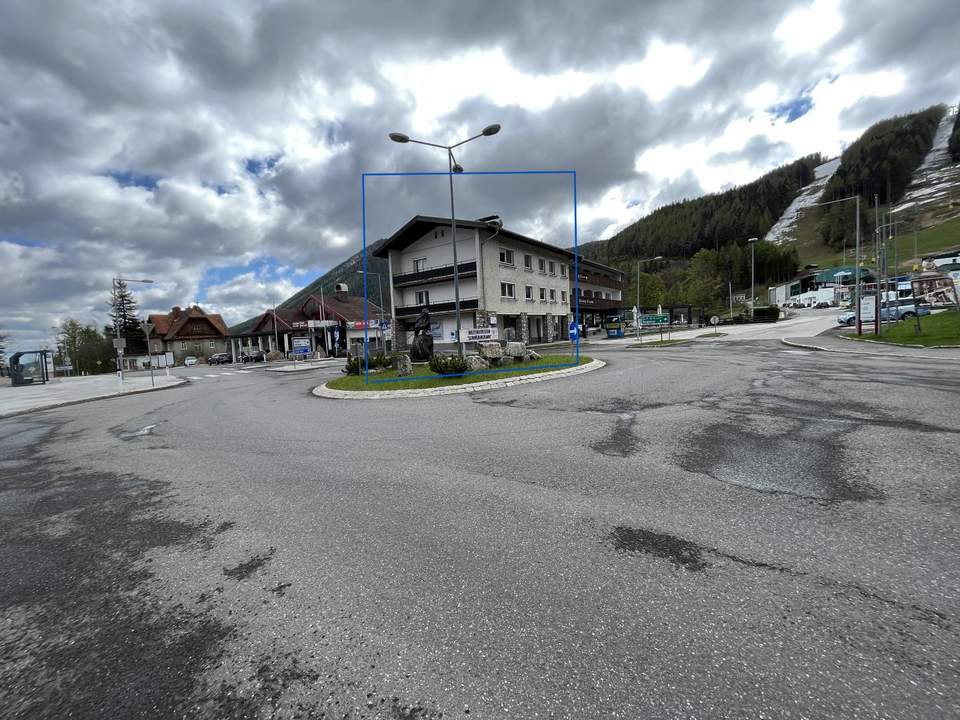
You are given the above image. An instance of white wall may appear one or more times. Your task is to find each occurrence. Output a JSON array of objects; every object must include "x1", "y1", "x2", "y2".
[
  {"x1": 399, "y1": 279, "x2": 479, "y2": 307},
  {"x1": 480, "y1": 234, "x2": 571, "y2": 316},
  {"x1": 399, "y1": 227, "x2": 476, "y2": 271}
]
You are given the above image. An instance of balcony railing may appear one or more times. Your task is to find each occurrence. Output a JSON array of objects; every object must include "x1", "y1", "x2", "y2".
[
  {"x1": 576, "y1": 271, "x2": 624, "y2": 290},
  {"x1": 395, "y1": 297, "x2": 480, "y2": 317},
  {"x1": 393, "y1": 261, "x2": 477, "y2": 287}
]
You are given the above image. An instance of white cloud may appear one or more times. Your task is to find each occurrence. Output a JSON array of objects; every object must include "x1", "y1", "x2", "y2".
[
  {"x1": 202, "y1": 272, "x2": 300, "y2": 326},
  {"x1": 774, "y1": 0, "x2": 844, "y2": 56},
  {"x1": 612, "y1": 39, "x2": 712, "y2": 103}
]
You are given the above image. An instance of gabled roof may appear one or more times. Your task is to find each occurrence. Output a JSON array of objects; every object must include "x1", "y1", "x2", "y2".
[
  {"x1": 148, "y1": 306, "x2": 229, "y2": 340},
  {"x1": 297, "y1": 293, "x2": 384, "y2": 323},
  {"x1": 372, "y1": 215, "x2": 577, "y2": 260}
]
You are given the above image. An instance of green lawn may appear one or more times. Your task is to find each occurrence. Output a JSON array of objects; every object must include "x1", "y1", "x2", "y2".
[
  {"x1": 697, "y1": 332, "x2": 727, "y2": 338},
  {"x1": 847, "y1": 310, "x2": 960, "y2": 347},
  {"x1": 628, "y1": 339, "x2": 690, "y2": 348},
  {"x1": 327, "y1": 354, "x2": 592, "y2": 391}
]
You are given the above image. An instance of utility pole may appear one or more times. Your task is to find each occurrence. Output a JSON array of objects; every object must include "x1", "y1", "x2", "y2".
[
  {"x1": 855, "y1": 194, "x2": 862, "y2": 335},
  {"x1": 874, "y1": 195, "x2": 880, "y2": 335},
  {"x1": 747, "y1": 237, "x2": 758, "y2": 318}
]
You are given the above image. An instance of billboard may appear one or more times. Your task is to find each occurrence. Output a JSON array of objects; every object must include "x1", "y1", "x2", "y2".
[{"x1": 911, "y1": 273, "x2": 960, "y2": 309}]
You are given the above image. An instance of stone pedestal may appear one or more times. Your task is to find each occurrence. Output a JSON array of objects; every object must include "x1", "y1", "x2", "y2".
[{"x1": 479, "y1": 342, "x2": 503, "y2": 360}]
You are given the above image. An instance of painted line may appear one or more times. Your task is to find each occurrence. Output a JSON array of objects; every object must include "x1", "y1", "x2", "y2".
[
  {"x1": 204, "y1": 374, "x2": 220, "y2": 378},
  {"x1": 186, "y1": 376, "x2": 204, "y2": 380},
  {"x1": 236, "y1": 370, "x2": 252, "y2": 374}
]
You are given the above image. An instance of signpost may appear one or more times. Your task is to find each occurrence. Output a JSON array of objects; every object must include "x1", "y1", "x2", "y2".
[
  {"x1": 640, "y1": 313, "x2": 670, "y2": 343},
  {"x1": 710, "y1": 315, "x2": 720, "y2": 336},
  {"x1": 292, "y1": 336, "x2": 310, "y2": 363},
  {"x1": 139, "y1": 321, "x2": 155, "y2": 387},
  {"x1": 568, "y1": 320, "x2": 579, "y2": 343},
  {"x1": 464, "y1": 327, "x2": 499, "y2": 342}
]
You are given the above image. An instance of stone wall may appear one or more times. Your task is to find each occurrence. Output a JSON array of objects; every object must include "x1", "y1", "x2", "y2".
[
  {"x1": 519, "y1": 312, "x2": 530, "y2": 344},
  {"x1": 545, "y1": 313, "x2": 555, "y2": 343}
]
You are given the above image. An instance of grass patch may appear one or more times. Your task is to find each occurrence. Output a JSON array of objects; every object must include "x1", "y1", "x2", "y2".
[
  {"x1": 326, "y1": 354, "x2": 592, "y2": 391},
  {"x1": 628, "y1": 339, "x2": 690, "y2": 348},
  {"x1": 697, "y1": 332, "x2": 727, "y2": 338},
  {"x1": 795, "y1": 214, "x2": 960, "y2": 274},
  {"x1": 846, "y1": 310, "x2": 960, "y2": 347}
]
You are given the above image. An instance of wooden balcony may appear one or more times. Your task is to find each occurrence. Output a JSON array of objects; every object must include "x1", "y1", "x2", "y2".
[
  {"x1": 395, "y1": 297, "x2": 480, "y2": 318},
  {"x1": 393, "y1": 261, "x2": 477, "y2": 288}
]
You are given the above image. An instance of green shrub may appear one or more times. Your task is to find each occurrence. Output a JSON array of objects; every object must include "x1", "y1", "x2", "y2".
[
  {"x1": 429, "y1": 354, "x2": 469, "y2": 375},
  {"x1": 343, "y1": 354, "x2": 361, "y2": 375},
  {"x1": 752, "y1": 305, "x2": 780, "y2": 322}
]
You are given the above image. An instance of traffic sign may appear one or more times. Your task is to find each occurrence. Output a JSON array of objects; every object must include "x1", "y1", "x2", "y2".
[
  {"x1": 641, "y1": 314, "x2": 669, "y2": 325},
  {"x1": 568, "y1": 320, "x2": 579, "y2": 341},
  {"x1": 710, "y1": 315, "x2": 720, "y2": 326}
]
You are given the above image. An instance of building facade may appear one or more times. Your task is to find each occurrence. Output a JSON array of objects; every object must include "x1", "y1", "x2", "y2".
[
  {"x1": 229, "y1": 289, "x2": 385, "y2": 359},
  {"x1": 146, "y1": 305, "x2": 231, "y2": 364},
  {"x1": 576, "y1": 259, "x2": 625, "y2": 328},
  {"x1": 375, "y1": 216, "x2": 581, "y2": 348}
]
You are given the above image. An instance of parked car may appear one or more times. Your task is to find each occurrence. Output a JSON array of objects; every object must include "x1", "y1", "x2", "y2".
[
  {"x1": 184, "y1": 356, "x2": 199, "y2": 366},
  {"x1": 241, "y1": 350, "x2": 267, "y2": 363},
  {"x1": 208, "y1": 352, "x2": 231, "y2": 365},
  {"x1": 814, "y1": 301, "x2": 831, "y2": 309},
  {"x1": 836, "y1": 301, "x2": 931, "y2": 326}
]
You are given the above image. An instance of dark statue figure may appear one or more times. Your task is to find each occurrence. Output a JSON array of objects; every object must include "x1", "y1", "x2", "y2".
[{"x1": 409, "y1": 307, "x2": 434, "y2": 362}]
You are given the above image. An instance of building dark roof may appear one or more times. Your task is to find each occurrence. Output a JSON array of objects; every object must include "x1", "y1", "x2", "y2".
[
  {"x1": 372, "y1": 215, "x2": 578, "y2": 260},
  {"x1": 148, "y1": 305, "x2": 229, "y2": 340},
  {"x1": 233, "y1": 294, "x2": 384, "y2": 336}
]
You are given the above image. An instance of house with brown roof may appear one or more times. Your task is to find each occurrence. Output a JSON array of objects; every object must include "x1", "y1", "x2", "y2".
[
  {"x1": 230, "y1": 287, "x2": 385, "y2": 358},
  {"x1": 146, "y1": 305, "x2": 231, "y2": 363}
]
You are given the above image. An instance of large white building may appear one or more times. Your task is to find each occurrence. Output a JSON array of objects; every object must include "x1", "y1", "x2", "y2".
[{"x1": 375, "y1": 215, "x2": 596, "y2": 347}]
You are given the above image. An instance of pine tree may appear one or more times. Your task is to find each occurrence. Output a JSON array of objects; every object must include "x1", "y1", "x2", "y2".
[
  {"x1": 107, "y1": 280, "x2": 146, "y2": 354},
  {"x1": 0, "y1": 329, "x2": 7, "y2": 367}
]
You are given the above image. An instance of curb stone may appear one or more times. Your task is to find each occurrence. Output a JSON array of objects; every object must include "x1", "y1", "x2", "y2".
[
  {"x1": 780, "y1": 338, "x2": 960, "y2": 361},
  {"x1": 0, "y1": 378, "x2": 189, "y2": 419},
  {"x1": 835, "y1": 334, "x2": 960, "y2": 350},
  {"x1": 312, "y1": 359, "x2": 606, "y2": 400}
]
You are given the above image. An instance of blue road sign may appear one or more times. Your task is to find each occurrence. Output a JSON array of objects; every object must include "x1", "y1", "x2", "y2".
[
  {"x1": 568, "y1": 320, "x2": 579, "y2": 341},
  {"x1": 293, "y1": 346, "x2": 310, "y2": 355}
]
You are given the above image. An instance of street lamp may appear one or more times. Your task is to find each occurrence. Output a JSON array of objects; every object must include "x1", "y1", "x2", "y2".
[
  {"x1": 390, "y1": 123, "x2": 501, "y2": 356},
  {"x1": 797, "y1": 194, "x2": 862, "y2": 333},
  {"x1": 747, "y1": 238, "x2": 758, "y2": 318},
  {"x1": 634, "y1": 255, "x2": 663, "y2": 339},
  {"x1": 113, "y1": 276, "x2": 153, "y2": 382}
]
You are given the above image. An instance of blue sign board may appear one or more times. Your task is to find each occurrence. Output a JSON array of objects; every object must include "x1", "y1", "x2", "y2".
[
  {"x1": 293, "y1": 346, "x2": 310, "y2": 355},
  {"x1": 568, "y1": 320, "x2": 579, "y2": 341}
]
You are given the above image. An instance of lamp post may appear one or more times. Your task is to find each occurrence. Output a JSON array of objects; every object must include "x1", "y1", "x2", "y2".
[
  {"x1": 747, "y1": 238, "x2": 758, "y2": 318},
  {"x1": 112, "y1": 276, "x2": 153, "y2": 382},
  {"x1": 634, "y1": 255, "x2": 663, "y2": 339},
  {"x1": 355, "y1": 271, "x2": 385, "y2": 349},
  {"x1": 797, "y1": 194, "x2": 862, "y2": 333},
  {"x1": 389, "y1": 123, "x2": 501, "y2": 356}
]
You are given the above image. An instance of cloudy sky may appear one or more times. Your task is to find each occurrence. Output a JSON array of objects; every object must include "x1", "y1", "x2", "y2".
[{"x1": 1, "y1": 0, "x2": 958, "y2": 353}]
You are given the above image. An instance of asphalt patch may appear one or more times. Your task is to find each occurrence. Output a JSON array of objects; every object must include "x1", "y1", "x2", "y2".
[
  {"x1": 609, "y1": 525, "x2": 710, "y2": 571},
  {"x1": 680, "y1": 422, "x2": 880, "y2": 502},
  {"x1": 223, "y1": 547, "x2": 276, "y2": 580}
]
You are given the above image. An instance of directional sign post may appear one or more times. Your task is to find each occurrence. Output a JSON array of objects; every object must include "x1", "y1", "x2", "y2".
[
  {"x1": 568, "y1": 320, "x2": 579, "y2": 343},
  {"x1": 640, "y1": 313, "x2": 669, "y2": 342},
  {"x1": 139, "y1": 321, "x2": 155, "y2": 387}
]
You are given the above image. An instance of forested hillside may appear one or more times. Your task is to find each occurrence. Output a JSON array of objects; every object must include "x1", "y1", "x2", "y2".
[
  {"x1": 581, "y1": 154, "x2": 822, "y2": 264},
  {"x1": 817, "y1": 104, "x2": 946, "y2": 247}
]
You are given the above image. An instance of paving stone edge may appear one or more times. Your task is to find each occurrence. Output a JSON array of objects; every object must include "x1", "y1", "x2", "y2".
[{"x1": 312, "y1": 359, "x2": 606, "y2": 400}]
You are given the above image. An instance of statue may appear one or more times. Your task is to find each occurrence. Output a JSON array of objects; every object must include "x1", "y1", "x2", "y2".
[{"x1": 409, "y1": 307, "x2": 434, "y2": 361}]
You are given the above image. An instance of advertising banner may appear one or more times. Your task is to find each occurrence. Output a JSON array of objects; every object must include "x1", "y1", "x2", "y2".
[
  {"x1": 912, "y1": 273, "x2": 960, "y2": 309},
  {"x1": 463, "y1": 327, "x2": 498, "y2": 342}
]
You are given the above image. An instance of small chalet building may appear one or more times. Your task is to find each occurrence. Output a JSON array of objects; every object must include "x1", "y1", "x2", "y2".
[
  {"x1": 229, "y1": 287, "x2": 385, "y2": 359},
  {"x1": 146, "y1": 305, "x2": 230, "y2": 363},
  {"x1": 374, "y1": 215, "x2": 577, "y2": 347}
]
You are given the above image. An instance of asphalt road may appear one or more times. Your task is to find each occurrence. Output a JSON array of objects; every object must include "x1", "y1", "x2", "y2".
[{"x1": 2, "y1": 341, "x2": 959, "y2": 719}]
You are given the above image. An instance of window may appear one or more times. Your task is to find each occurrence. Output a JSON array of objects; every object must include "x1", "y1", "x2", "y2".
[
  {"x1": 209, "y1": 340, "x2": 216, "y2": 348},
  {"x1": 561, "y1": 290, "x2": 567, "y2": 303},
  {"x1": 416, "y1": 290, "x2": 430, "y2": 306},
  {"x1": 499, "y1": 248, "x2": 514, "y2": 265},
  {"x1": 604, "y1": 292, "x2": 611, "y2": 299},
  {"x1": 194, "y1": 343, "x2": 202, "y2": 353},
  {"x1": 548, "y1": 261, "x2": 556, "y2": 275},
  {"x1": 523, "y1": 254, "x2": 533, "y2": 270},
  {"x1": 180, "y1": 341, "x2": 186, "y2": 350},
  {"x1": 500, "y1": 282, "x2": 515, "y2": 299},
  {"x1": 413, "y1": 258, "x2": 426, "y2": 272},
  {"x1": 549, "y1": 288, "x2": 557, "y2": 302},
  {"x1": 560, "y1": 265, "x2": 567, "y2": 278},
  {"x1": 539, "y1": 287, "x2": 546, "y2": 301},
  {"x1": 525, "y1": 285, "x2": 533, "y2": 301},
  {"x1": 538, "y1": 258, "x2": 546, "y2": 273}
]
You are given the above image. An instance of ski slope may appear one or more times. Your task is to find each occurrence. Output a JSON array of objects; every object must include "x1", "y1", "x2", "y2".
[
  {"x1": 763, "y1": 157, "x2": 840, "y2": 245},
  {"x1": 891, "y1": 106, "x2": 960, "y2": 224}
]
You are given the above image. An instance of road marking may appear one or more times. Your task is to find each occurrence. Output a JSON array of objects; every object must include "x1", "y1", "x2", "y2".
[
  {"x1": 204, "y1": 374, "x2": 220, "y2": 378},
  {"x1": 219, "y1": 372, "x2": 235, "y2": 375},
  {"x1": 236, "y1": 370, "x2": 252, "y2": 374},
  {"x1": 187, "y1": 376, "x2": 204, "y2": 380}
]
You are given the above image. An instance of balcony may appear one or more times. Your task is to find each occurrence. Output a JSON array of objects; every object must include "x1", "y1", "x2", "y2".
[
  {"x1": 576, "y1": 271, "x2": 624, "y2": 290},
  {"x1": 395, "y1": 297, "x2": 479, "y2": 318},
  {"x1": 393, "y1": 261, "x2": 477, "y2": 288}
]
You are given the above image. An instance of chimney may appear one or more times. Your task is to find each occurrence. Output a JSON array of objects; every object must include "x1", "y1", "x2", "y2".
[
  {"x1": 334, "y1": 282, "x2": 347, "y2": 300},
  {"x1": 171, "y1": 306, "x2": 182, "y2": 319}
]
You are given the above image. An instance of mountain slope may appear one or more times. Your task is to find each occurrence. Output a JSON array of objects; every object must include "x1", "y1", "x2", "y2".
[
  {"x1": 580, "y1": 155, "x2": 822, "y2": 265},
  {"x1": 891, "y1": 105, "x2": 960, "y2": 226},
  {"x1": 763, "y1": 157, "x2": 840, "y2": 245}
]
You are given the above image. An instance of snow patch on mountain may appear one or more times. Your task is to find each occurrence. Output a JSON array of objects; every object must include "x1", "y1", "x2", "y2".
[
  {"x1": 763, "y1": 157, "x2": 840, "y2": 245},
  {"x1": 891, "y1": 106, "x2": 960, "y2": 224}
]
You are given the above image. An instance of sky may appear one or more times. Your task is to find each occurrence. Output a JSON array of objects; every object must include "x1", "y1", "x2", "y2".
[{"x1": 1, "y1": 0, "x2": 959, "y2": 354}]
